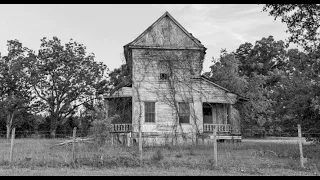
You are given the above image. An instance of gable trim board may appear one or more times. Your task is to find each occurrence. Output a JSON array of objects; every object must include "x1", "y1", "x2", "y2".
[
  {"x1": 126, "y1": 45, "x2": 203, "y2": 50},
  {"x1": 198, "y1": 75, "x2": 230, "y2": 92}
]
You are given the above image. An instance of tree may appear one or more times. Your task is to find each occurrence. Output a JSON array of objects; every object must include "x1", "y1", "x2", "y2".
[
  {"x1": 205, "y1": 50, "x2": 273, "y2": 136},
  {"x1": 235, "y1": 35, "x2": 288, "y2": 78},
  {"x1": 205, "y1": 49, "x2": 248, "y2": 95},
  {"x1": 108, "y1": 63, "x2": 131, "y2": 88},
  {"x1": 271, "y1": 48, "x2": 320, "y2": 136},
  {"x1": 0, "y1": 40, "x2": 33, "y2": 139},
  {"x1": 263, "y1": 4, "x2": 320, "y2": 52},
  {"x1": 27, "y1": 37, "x2": 108, "y2": 138}
]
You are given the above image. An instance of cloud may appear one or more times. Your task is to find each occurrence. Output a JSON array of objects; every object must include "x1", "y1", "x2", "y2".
[
  {"x1": 232, "y1": 7, "x2": 263, "y2": 16},
  {"x1": 229, "y1": 32, "x2": 247, "y2": 44}
]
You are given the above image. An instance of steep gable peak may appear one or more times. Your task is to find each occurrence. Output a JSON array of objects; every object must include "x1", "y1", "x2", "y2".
[{"x1": 125, "y1": 11, "x2": 206, "y2": 50}]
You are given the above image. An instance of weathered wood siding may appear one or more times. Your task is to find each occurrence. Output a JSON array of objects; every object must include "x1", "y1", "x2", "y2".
[
  {"x1": 195, "y1": 79, "x2": 238, "y2": 104},
  {"x1": 130, "y1": 48, "x2": 204, "y2": 133},
  {"x1": 132, "y1": 49, "x2": 203, "y2": 82},
  {"x1": 132, "y1": 16, "x2": 199, "y2": 48}
]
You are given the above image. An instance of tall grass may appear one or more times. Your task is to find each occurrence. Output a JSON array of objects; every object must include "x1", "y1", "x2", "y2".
[{"x1": 0, "y1": 138, "x2": 319, "y2": 174}]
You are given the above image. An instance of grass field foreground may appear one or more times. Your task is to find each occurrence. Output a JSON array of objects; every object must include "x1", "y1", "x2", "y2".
[{"x1": 0, "y1": 138, "x2": 319, "y2": 176}]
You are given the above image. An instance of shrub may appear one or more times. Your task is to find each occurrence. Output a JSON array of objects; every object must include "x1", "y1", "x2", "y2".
[
  {"x1": 151, "y1": 149, "x2": 164, "y2": 162},
  {"x1": 187, "y1": 146, "x2": 196, "y2": 156},
  {"x1": 175, "y1": 153, "x2": 183, "y2": 158},
  {"x1": 89, "y1": 108, "x2": 114, "y2": 146}
]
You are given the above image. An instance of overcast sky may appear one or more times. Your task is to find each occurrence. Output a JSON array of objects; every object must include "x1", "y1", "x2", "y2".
[{"x1": 0, "y1": 4, "x2": 290, "y2": 73}]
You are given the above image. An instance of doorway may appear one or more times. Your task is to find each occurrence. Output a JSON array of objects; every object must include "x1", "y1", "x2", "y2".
[{"x1": 203, "y1": 103, "x2": 218, "y2": 124}]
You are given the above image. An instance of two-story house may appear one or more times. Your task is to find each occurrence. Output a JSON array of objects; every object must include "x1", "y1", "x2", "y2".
[{"x1": 105, "y1": 11, "x2": 248, "y2": 145}]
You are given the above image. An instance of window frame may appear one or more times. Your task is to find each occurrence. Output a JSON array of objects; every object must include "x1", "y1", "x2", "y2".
[
  {"x1": 144, "y1": 101, "x2": 156, "y2": 123},
  {"x1": 159, "y1": 73, "x2": 169, "y2": 81},
  {"x1": 178, "y1": 102, "x2": 190, "y2": 124}
]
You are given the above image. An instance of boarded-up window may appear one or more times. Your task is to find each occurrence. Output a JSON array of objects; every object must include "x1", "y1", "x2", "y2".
[
  {"x1": 145, "y1": 102, "x2": 155, "y2": 123},
  {"x1": 178, "y1": 102, "x2": 190, "y2": 124}
]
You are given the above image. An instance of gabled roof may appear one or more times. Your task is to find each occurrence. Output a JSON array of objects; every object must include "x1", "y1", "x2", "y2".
[
  {"x1": 109, "y1": 77, "x2": 132, "y2": 96},
  {"x1": 124, "y1": 11, "x2": 206, "y2": 49},
  {"x1": 197, "y1": 75, "x2": 249, "y2": 102},
  {"x1": 199, "y1": 75, "x2": 230, "y2": 92},
  {"x1": 107, "y1": 75, "x2": 249, "y2": 102}
]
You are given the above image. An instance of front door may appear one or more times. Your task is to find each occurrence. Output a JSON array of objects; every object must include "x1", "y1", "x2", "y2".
[
  {"x1": 203, "y1": 105, "x2": 212, "y2": 124},
  {"x1": 203, "y1": 103, "x2": 217, "y2": 124}
]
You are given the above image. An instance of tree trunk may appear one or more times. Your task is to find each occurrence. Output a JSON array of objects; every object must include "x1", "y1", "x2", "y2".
[
  {"x1": 50, "y1": 129, "x2": 56, "y2": 139},
  {"x1": 6, "y1": 125, "x2": 11, "y2": 140},
  {"x1": 50, "y1": 115, "x2": 58, "y2": 138},
  {"x1": 6, "y1": 112, "x2": 14, "y2": 140}
]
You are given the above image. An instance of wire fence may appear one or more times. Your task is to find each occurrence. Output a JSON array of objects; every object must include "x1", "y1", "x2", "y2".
[
  {"x1": 0, "y1": 125, "x2": 319, "y2": 173},
  {"x1": 0, "y1": 130, "x2": 84, "y2": 139},
  {"x1": 0, "y1": 128, "x2": 319, "y2": 139}
]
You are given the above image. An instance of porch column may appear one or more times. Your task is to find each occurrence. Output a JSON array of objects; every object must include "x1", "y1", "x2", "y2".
[
  {"x1": 224, "y1": 104, "x2": 227, "y2": 124},
  {"x1": 105, "y1": 99, "x2": 109, "y2": 118},
  {"x1": 227, "y1": 104, "x2": 231, "y2": 124},
  {"x1": 228, "y1": 104, "x2": 232, "y2": 133}
]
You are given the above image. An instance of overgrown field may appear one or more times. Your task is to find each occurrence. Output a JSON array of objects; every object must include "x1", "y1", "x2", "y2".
[{"x1": 0, "y1": 138, "x2": 319, "y2": 176}]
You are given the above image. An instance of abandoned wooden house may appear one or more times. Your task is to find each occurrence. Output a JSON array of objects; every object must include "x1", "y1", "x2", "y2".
[{"x1": 104, "y1": 11, "x2": 248, "y2": 145}]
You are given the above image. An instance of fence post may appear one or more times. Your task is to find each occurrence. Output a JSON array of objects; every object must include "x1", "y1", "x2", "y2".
[
  {"x1": 111, "y1": 133, "x2": 114, "y2": 146},
  {"x1": 297, "y1": 124, "x2": 304, "y2": 168},
  {"x1": 9, "y1": 127, "x2": 16, "y2": 165},
  {"x1": 127, "y1": 132, "x2": 131, "y2": 147},
  {"x1": 139, "y1": 130, "x2": 143, "y2": 166},
  {"x1": 213, "y1": 126, "x2": 218, "y2": 167},
  {"x1": 72, "y1": 127, "x2": 77, "y2": 166}
]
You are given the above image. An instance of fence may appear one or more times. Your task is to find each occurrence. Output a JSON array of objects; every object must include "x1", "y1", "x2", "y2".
[
  {"x1": 0, "y1": 130, "x2": 85, "y2": 139},
  {"x1": 241, "y1": 128, "x2": 320, "y2": 142},
  {"x1": 0, "y1": 124, "x2": 319, "y2": 173},
  {"x1": 1, "y1": 125, "x2": 319, "y2": 140}
]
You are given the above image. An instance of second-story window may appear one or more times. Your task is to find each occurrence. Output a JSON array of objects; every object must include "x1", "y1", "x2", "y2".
[{"x1": 159, "y1": 73, "x2": 169, "y2": 80}]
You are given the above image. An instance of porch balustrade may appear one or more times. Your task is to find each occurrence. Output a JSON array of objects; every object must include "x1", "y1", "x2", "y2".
[
  {"x1": 111, "y1": 124, "x2": 132, "y2": 132},
  {"x1": 203, "y1": 124, "x2": 231, "y2": 133}
]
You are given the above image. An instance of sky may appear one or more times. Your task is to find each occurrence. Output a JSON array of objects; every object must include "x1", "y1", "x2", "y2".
[{"x1": 0, "y1": 4, "x2": 290, "y2": 73}]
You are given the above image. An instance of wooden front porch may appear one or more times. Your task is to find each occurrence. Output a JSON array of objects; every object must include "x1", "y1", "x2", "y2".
[
  {"x1": 203, "y1": 124, "x2": 241, "y2": 141},
  {"x1": 111, "y1": 123, "x2": 241, "y2": 140}
]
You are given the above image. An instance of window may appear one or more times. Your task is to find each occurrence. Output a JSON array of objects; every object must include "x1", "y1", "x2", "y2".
[
  {"x1": 145, "y1": 102, "x2": 155, "y2": 123},
  {"x1": 178, "y1": 102, "x2": 190, "y2": 124},
  {"x1": 159, "y1": 73, "x2": 169, "y2": 80}
]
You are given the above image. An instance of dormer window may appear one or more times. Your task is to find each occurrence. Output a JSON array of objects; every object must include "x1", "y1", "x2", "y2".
[{"x1": 159, "y1": 73, "x2": 169, "y2": 80}]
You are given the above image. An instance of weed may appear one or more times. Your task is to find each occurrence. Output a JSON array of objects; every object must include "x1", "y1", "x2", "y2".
[
  {"x1": 175, "y1": 153, "x2": 183, "y2": 158},
  {"x1": 187, "y1": 146, "x2": 196, "y2": 156},
  {"x1": 151, "y1": 149, "x2": 164, "y2": 162}
]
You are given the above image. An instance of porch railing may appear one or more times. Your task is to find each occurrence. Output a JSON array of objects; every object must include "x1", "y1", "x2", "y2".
[
  {"x1": 110, "y1": 124, "x2": 231, "y2": 133},
  {"x1": 203, "y1": 124, "x2": 231, "y2": 133},
  {"x1": 111, "y1": 124, "x2": 132, "y2": 133}
]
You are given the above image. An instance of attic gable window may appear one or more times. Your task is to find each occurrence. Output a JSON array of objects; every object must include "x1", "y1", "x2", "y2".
[{"x1": 159, "y1": 73, "x2": 169, "y2": 80}]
